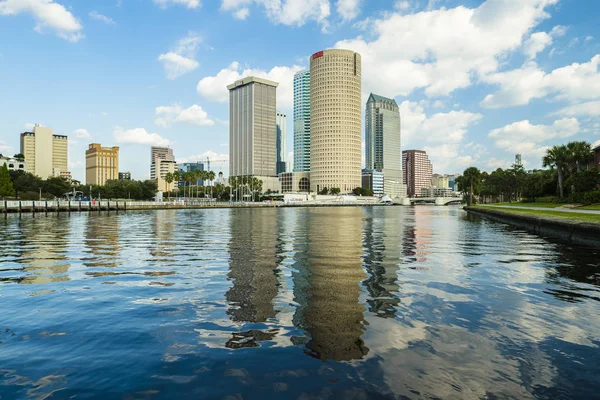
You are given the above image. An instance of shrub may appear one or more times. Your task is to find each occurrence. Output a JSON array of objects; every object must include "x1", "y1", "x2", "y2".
[
  {"x1": 583, "y1": 191, "x2": 600, "y2": 205},
  {"x1": 535, "y1": 196, "x2": 560, "y2": 204}
]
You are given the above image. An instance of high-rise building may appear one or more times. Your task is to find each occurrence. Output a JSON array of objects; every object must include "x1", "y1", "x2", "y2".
[
  {"x1": 293, "y1": 69, "x2": 310, "y2": 173},
  {"x1": 118, "y1": 172, "x2": 131, "y2": 180},
  {"x1": 20, "y1": 125, "x2": 68, "y2": 180},
  {"x1": 151, "y1": 158, "x2": 178, "y2": 193},
  {"x1": 227, "y1": 76, "x2": 280, "y2": 192},
  {"x1": 151, "y1": 146, "x2": 174, "y2": 164},
  {"x1": 86, "y1": 143, "x2": 119, "y2": 185},
  {"x1": 178, "y1": 162, "x2": 205, "y2": 187},
  {"x1": 402, "y1": 150, "x2": 433, "y2": 197},
  {"x1": 310, "y1": 49, "x2": 362, "y2": 193},
  {"x1": 276, "y1": 111, "x2": 287, "y2": 175},
  {"x1": 361, "y1": 169, "x2": 384, "y2": 196},
  {"x1": 365, "y1": 93, "x2": 406, "y2": 198}
]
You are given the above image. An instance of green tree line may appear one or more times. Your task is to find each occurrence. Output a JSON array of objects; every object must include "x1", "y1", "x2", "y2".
[{"x1": 457, "y1": 141, "x2": 600, "y2": 206}]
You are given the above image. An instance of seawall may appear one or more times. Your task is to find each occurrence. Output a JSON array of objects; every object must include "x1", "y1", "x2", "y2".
[{"x1": 464, "y1": 206, "x2": 600, "y2": 247}]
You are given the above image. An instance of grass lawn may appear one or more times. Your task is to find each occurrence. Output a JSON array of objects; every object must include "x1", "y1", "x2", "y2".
[
  {"x1": 578, "y1": 204, "x2": 600, "y2": 210},
  {"x1": 473, "y1": 206, "x2": 600, "y2": 224},
  {"x1": 492, "y1": 202, "x2": 561, "y2": 208}
]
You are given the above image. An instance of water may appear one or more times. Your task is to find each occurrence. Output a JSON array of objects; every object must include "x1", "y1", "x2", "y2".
[{"x1": 0, "y1": 206, "x2": 599, "y2": 399}]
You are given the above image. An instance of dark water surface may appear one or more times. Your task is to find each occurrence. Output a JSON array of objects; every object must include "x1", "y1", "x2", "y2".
[{"x1": 1, "y1": 207, "x2": 599, "y2": 399}]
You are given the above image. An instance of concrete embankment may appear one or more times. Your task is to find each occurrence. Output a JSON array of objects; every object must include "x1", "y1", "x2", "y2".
[{"x1": 465, "y1": 206, "x2": 600, "y2": 247}]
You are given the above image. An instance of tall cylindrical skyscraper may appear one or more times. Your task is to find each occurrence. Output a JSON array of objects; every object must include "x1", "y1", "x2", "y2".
[{"x1": 310, "y1": 49, "x2": 362, "y2": 194}]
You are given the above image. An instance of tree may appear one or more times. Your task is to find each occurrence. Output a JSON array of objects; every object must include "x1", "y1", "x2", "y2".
[
  {"x1": 207, "y1": 170, "x2": 216, "y2": 198},
  {"x1": 318, "y1": 187, "x2": 329, "y2": 195},
  {"x1": 164, "y1": 172, "x2": 174, "y2": 200},
  {"x1": 330, "y1": 187, "x2": 341, "y2": 195},
  {"x1": 543, "y1": 145, "x2": 569, "y2": 199},
  {"x1": 0, "y1": 164, "x2": 15, "y2": 198},
  {"x1": 13, "y1": 153, "x2": 25, "y2": 162},
  {"x1": 458, "y1": 167, "x2": 482, "y2": 206},
  {"x1": 572, "y1": 169, "x2": 600, "y2": 193}
]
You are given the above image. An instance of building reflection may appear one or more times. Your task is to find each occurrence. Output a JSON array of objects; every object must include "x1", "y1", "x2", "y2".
[
  {"x1": 83, "y1": 213, "x2": 121, "y2": 269},
  {"x1": 226, "y1": 208, "x2": 280, "y2": 323},
  {"x1": 149, "y1": 210, "x2": 177, "y2": 261},
  {"x1": 292, "y1": 207, "x2": 369, "y2": 362},
  {"x1": 362, "y1": 207, "x2": 402, "y2": 318},
  {"x1": 19, "y1": 215, "x2": 71, "y2": 285},
  {"x1": 402, "y1": 207, "x2": 433, "y2": 266}
]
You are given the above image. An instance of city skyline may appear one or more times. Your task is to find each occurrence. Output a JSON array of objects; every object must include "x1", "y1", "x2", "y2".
[{"x1": 0, "y1": 0, "x2": 599, "y2": 183}]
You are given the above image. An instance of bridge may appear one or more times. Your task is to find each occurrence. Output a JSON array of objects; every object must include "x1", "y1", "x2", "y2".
[{"x1": 393, "y1": 197, "x2": 463, "y2": 206}]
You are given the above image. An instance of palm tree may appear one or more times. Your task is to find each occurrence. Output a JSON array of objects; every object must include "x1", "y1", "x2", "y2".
[
  {"x1": 207, "y1": 170, "x2": 215, "y2": 199},
  {"x1": 567, "y1": 141, "x2": 594, "y2": 172},
  {"x1": 172, "y1": 170, "x2": 180, "y2": 196},
  {"x1": 460, "y1": 167, "x2": 482, "y2": 206},
  {"x1": 543, "y1": 145, "x2": 569, "y2": 199},
  {"x1": 164, "y1": 172, "x2": 173, "y2": 200}
]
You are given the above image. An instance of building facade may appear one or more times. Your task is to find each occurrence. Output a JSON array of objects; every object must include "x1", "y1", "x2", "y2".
[
  {"x1": 151, "y1": 158, "x2": 178, "y2": 193},
  {"x1": 151, "y1": 146, "x2": 174, "y2": 164},
  {"x1": 276, "y1": 111, "x2": 287, "y2": 174},
  {"x1": 119, "y1": 172, "x2": 131, "y2": 180},
  {"x1": 293, "y1": 69, "x2": 311, "y2": 173},
  {"x1": 20, "y1": 125, "x2": 68, "y2": 179},
  {"x1": 228, "y1": 76, "x2": 280, "y2": 192},
  {"x1": 365, "y1": 93, "x2": 405, "y2": 198},
  {"x1": 279, "y1": 172, "x2": 310, "y2": 193},
  {"x1": 86, "y1": 143, "x2": 119, "y2": 185},
  {"x1": 431, "y1": 174, "x2": 449, "y2": 189},
  {"x1": 594, "y1": 145, "x2": 600, "y2": 170},
  {"x1": 310, "y1": 49, "x2": 362, "y2": 193},
  {"x1": 0, "y1": 157, "x2": 27, "y2": 172},
  {"x1": 361, "y1": 169, "x2": 384, "y2": 196},
  {"x1": 402, "y1": 150, "x2": 433, "y2": 198},
  {"x1": 178, "y1": 162, "x2": 205, "y2": 187}
]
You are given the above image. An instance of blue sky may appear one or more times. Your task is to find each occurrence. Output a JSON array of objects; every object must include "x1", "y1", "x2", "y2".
[{"x1": 0, "y1": 0, "x2": 598, "y2": 182}]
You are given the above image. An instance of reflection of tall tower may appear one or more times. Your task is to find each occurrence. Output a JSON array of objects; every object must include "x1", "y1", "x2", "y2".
[
  {"x1": 19, "y1": 216, "x2": 71, "y2": 284},
  {"x1": 149, "y1": 210, "x2": 176, "y2": 261},
  {"x1": 362, "y1": 207, "x2": 401, "y2": 318},
  {"x1": 83, "y1": 213, "x2": 120, "y2": 269},
  {"x1": 226, "y1": 209, "x2": 280, "y2": 323},
  {"x1": 294, "y1": 207, "x2": 368, "y2": 361}
]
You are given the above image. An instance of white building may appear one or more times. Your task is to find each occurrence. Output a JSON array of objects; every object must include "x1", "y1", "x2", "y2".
[{"x1": 0, "y1": 156, "x2": 27, "y2": 172}]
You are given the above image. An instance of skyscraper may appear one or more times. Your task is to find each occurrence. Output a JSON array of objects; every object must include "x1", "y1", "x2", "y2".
[
  {"x1": 293, "y1": 69, "x2": 310, "y2": 173},
  {"x1": 402, "y1": 150, "x2": 433, "y2": 197},
  {"x1": 310, "y1": 49, "x2": 362, "y2": 193},
  {"x1": 86, "y1": 143, "x2": 119, "y2": 185},
  {"x1": 150, "y1": 146, "x2": 177, "y2": 193},
  {"x1": 227, "y1": 76, "x2": 280, "y2": 191},
  {"x1": 365, "y1": 93, "x2": 406, "y2": 198},
  {"x1": 150, "y1": 146, "x2": 174, "y2": 165},
  {"x1": 276, "y1": 111, "x2": 287, "y2": 175},
  {"x1": 20, "y1": 125, "x2": 68, "y2": 180}
]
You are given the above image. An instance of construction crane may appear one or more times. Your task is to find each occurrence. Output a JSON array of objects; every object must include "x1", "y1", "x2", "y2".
[{"x1": 206, "y1": 157, "x2": 228, "y2": 172}]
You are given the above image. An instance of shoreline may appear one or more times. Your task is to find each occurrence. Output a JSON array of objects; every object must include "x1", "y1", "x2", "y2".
[{"x1": 464, "y1": 206, "x2": 600, "y2": 247}]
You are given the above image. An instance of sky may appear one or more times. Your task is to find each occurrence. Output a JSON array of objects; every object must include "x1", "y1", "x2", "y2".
[{"x1": 0, "y1": 0, "x2": 599, "y2": 183}]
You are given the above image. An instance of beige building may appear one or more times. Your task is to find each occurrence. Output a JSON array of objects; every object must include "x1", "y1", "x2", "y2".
[
  {"x1": 151, "y1": 158, "x2": 178, "y2": 193},
  {"x1": 20, "y1": 125, "x2": 68, "y2": 179},
  {"x1": 150, "y1": 146, "x2": 175, "y2": 181},
  {"x1": 227, "y1": 76, "x2": 280, "y2": 192},
  {"x1": 86, "y1": 143, "x2": 119, "y2": 185},
  {"x1": 309, "y1": 49, "x2": 362, "y2": 194}
]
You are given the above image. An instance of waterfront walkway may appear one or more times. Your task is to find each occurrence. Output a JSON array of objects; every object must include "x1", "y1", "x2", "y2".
[{"x1": 482, "y1": 204, "x2": 600, "y2": 215}]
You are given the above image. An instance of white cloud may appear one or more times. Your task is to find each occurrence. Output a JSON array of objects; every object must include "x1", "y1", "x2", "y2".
[
  {"x1": 113, "y1": 126, "x2": 171, "y2": 147},
  {"x1": 0, "y1": 0, "x2": 84, "y2": 42},
  {"x1": 89, "y1": 11, "x2": 115, "y2": 25},
  {"x1": 336, "y1": 0, "x2": 361, "y2": 21},
  {"x1": 233, "y1": 7, "x2": 249, "y2": 19},
  {"x1": 486, "y1": 157, "x2": 511, "y2": 169},
  {"x1": 334, "y1": 0, "x2": 559, "y2": 98},
  {"x1": 196, "y1": 61, "x2": 303, "y2": 109},
  {"x1": 489, "y1": 118, "x2": 580, "y2": 160},
  {"x1": 158, "y1": 32, "x2": 202, "y2": 79},
  {"x1": 552, "y1": 101, "x2": 600, "y2": 118},
  {"x1": 154, "y1": 0, "x2": 201, "y2": 9},
  {"x1": 178, "y1": 150, "x2": 229, "y2": 165},
  {"x1": 585, "y1": 36, "x2": 593, "y2": 42},
  {"x1": 523, "y1": 32, "x2": 552, "y2": 60},
  {"x1": 74, "y1": 128, "x2": 91, "y2": 139},
  {"x1": 481, "y1": 55, "x2": 600, "y2": 108},
  {"x1": 592, "y1": 139, "x2": 600, "y2": 149},
  {"x1": 221, "y1": 0, "x2": 331, "y2": 30},
  {"x1": 395, "y1": 1, "x2": 410, "y2": 11},
  {"x1": 155, "y1": 104, "x2": 215, "y2": 127},
  {"x1": 24, "y1": 122, "x2": 38, "y2": 130}
]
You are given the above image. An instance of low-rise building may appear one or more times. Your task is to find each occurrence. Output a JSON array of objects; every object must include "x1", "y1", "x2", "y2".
[
  {"x1": 361, "y1": 169, "x2": 384, "y2": 196},
  {"x1": 119, "y1": 172, "x2": 131, "y2": 180},
  {"x1": 279, "y1": 172, "x2": 310, "y2": 193},
  {"x1": 0, "y1": 156, "x2": 27, "y2": 172},
  {"x1": 594, "y1": 145, "x2": 600, "y2": 170},
  {"x1": 420, "y1": 187, "x2": 459, "y2": 198}
]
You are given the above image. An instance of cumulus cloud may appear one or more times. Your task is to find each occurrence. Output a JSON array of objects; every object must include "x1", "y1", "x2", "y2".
[
  {"x1": 89, "y1": 11, "x2": 115, "y2": 25},
  {"x1": 233, "y1": 7, "x2": 249, "y2": 19},
  {"x1": 158, "y1": 31, "x2": 202, "y2": 79},
  {"x1": 221, "y1": 0, "x2": 330, "y2": 30},
  {"x1": 489, "y1": 118, "x2": 581, "y2": 160},
  {"x1": 196, "y1": 61, "x2": 303, "y2": 109},
  {"x1": 154, "y1": 0, "x2": 201, "y2": 9},
  {"x1": 0, "y1": 0, "x2": 84, "y2": 42},
  {"x1": 178, "y1": 150, "x2": 229, "y2": 164},
  {"x1": 74, "y1": 128, "x2": 91, "y2": 139},
  {"x1": 0, "y1": 141, "x2": 13, "y2": 154},
  {"x1": 336, "y1": 0, "x2": 361, "y2": 21},
  {"x1": 155, "y1": 104, "x2": 215, "y2": 127},
  {"x1": 113, "y1": 126, "x2": 171, "y2": 147},
  {"x1": 481, "y1": 55, "x2": 600, "y2": 108},
  {"x1": 551, "y1": 101, "x2": 600, "y2": 118},
  {"x1": 334, "y1": 0, "x2": 559, "y2": 98}
]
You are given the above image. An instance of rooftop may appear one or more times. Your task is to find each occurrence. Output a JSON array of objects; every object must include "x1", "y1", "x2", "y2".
[
  {"x1": 368, "y1": 93, "x2": 398, "y2": 106},
  {"x1": 227, "y1": 76, "x2": 279, "y2": 90}
]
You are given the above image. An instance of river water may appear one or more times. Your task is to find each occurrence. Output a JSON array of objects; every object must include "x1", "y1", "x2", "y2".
[{"x1": 0, "y1": 206, "x2": 599, "y2": 399}]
